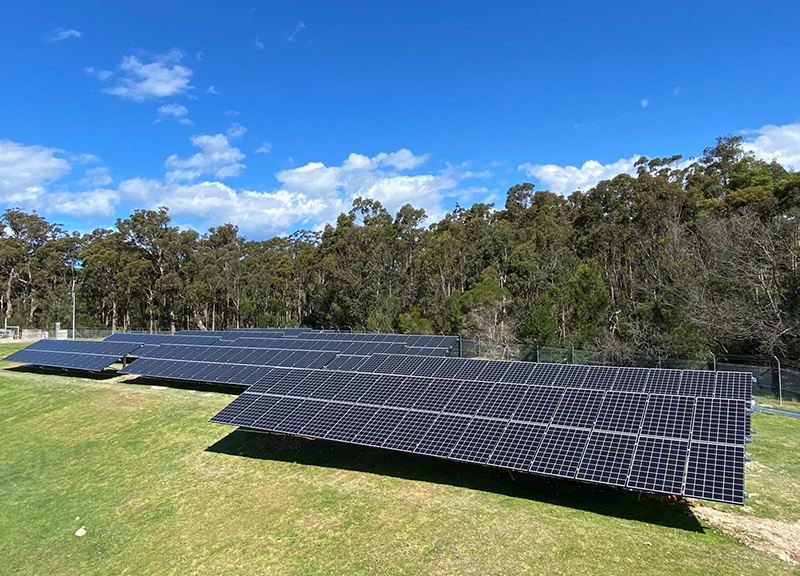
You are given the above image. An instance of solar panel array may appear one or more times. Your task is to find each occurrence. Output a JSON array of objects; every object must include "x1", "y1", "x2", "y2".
[
  {"x1": 211, "y1": 364, "x2": 752, "y2": 505},
  {"x1": 3, "y1": 328, "x2": 752, "y2": 505},
  {"x1": 3, "y1": 339, "x2": 144, "y2": 372}
]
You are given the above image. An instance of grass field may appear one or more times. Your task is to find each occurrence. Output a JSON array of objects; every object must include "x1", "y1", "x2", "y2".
[{"x1": 1, "y1": 342, "x2": 798, "y2": 575}]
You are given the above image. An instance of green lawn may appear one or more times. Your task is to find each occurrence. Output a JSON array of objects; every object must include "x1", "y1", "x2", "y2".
[{"x1": 1, "y1": 343, "x2": 798, "y2": 575}]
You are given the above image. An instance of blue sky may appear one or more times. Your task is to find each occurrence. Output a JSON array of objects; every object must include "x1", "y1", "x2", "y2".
[{"x1": 1, "y1": 1, "x2": 799, "y2": 238}]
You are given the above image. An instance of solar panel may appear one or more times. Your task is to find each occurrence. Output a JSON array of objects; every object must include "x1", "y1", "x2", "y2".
[
  {"x1": 684, "y1": 442, "x2": 745, "y2": 505},
  {"x1": 449, "y1": 418, "x2": 509, "y2": 463},
  {"x1": 575, "y1": 431, "x2": 637, "y2": 487},
  {"x1": 415, "y1": 414, "x2": 473, "y2": 457},
  {"x1": 627, "y1": 436, "x2": 688, "y2": 494},
  {"x1": 644, "y1": 370, "x2": 682, "y2": 395},
  {"x1": 529, "y1": 426, "x2": 589, "y2": 477},
  {"x1": 679, "y1": 371, "x2": 716, "y2": 397},
  {"x1": 640, "y1": 395, "x2": 695, "y2": 440},
  {"x1": 692, "y1": 398, "x2": 747, "y2": 445},
  {"x1": 582, "y1": 366, "x2": 619, "y2": 390},
  {"x1": 593, "y1": 392, "x2": 648, "y2": 434},
  {"x1": 487, "y1": 422, "x2": 547, "y2": 471},
  {"x1": 550, "y1": 388, "x2": 605, "y2": 428},
  {"x1": 611, "y1": 367, "x2": 650, "y2": 392}
]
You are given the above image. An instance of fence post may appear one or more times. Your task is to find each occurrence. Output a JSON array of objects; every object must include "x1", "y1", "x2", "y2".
[{"x1": 774, "y1": 355, "x2": 783, "y2": 406}]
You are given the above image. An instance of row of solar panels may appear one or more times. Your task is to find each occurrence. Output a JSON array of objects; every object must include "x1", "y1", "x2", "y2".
[
  {"x1": 212, "y1": 368, "x2": 747, "y2": 504},
  {"x1": 105, "y1": 330, "x2": 460, "y2": 350}
]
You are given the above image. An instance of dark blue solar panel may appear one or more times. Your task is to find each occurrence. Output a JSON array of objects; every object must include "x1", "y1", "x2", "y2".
[
  {"x1": 593, "y1": 392, "x2": 647, "y2": 434},
  {"x1": 627, "y1": 437, "x2": 688, "y2": 495},
  {"x1": 487, "y1": 422, "x2": 547, "y2": 471},
  {"x1": 576, "y1": 432, "x2": 637, "y2": 487},
  {"x1": 529, "y1": 426, "x2": 589, "y2": 477}
]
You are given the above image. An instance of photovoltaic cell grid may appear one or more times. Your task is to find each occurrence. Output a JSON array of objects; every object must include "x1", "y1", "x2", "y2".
[
  {"x1": 211, "y1": 366, "x2": 751, "y2": 504},
  {"x1": 3, "y1": 339, "x2": 144, "y2": 372}
]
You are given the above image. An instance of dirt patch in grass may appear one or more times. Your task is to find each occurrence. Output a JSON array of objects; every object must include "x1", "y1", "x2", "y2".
[{"x1": 694, "y1": 504, "x2": 800, "y2": 565}]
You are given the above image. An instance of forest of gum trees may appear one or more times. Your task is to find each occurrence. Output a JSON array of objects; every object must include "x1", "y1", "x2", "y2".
[{"x1": 3, "y1": 135, "x2": 800, "y2": 361}]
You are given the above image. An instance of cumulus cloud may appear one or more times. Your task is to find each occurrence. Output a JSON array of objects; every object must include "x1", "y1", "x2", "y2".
[
  {"x1": 118, "y1": 178, "x2": 334, "y2": 234},
  {"x1": 101, "y1": 49, "x2": 194, "y2": 101},
  {"x1": 47, "y1": 189, "x2": 121, "y2": 218},
  {"x1": 165, "y1": 127, "x2": 246, "y2": 182},
  {"x1": 518, "y1": 122, "x2": 800, "y2": 196},
  {"x1": 48, "y1": 28, "x2": 81, "y2": 42},
  {"x1": 255, "y1": 142, "x2": 272, "y2": 154},
  {"x1": 206, "y1": 85, "x2": 220, "y2": 95},
  {"x1": 640, "y1": 98, "x2": 650, "y2": 108},
  {"x1": 744, "y1": 122, "x2": 800, "y2": 171},
  {"x1": 0, "y1": 138, "x2": 489, "y2": 238},
  {"x1": 118, "y1": 148, "x2": 488, "y2": 237},
  {"x1": 519, "y1": 155, "x2": 642, "y2": 195},
  {"x1": 0, "y1": 140, "x2": 72, "y2": 200},
  {"x1": 0, "y1": 140, "x2": 120, "y2": 219}
]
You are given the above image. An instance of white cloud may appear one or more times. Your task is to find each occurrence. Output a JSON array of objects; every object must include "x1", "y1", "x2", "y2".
[
  {"x1": 640, "y1": 98, "x2": 650, "y2": 108},
  {"x1": 196, "y1": 51, "x2": 205, "y2": 61},
  {"x1": 226, "y1": 123, "x2": 247, "y2": 140},
  {"x1": 255, "y1": 142, "x2": 272, "y2": 154},
  {"x1": 253, "y1": 36, "x2": 264, "y2": 50},
  {"x1": 285, "y1": 20, "x2": 306, "y2": 42},
  {"x1": 224, "y1": 110, "x2": 240, "y2": 117},
  {"x1": 165, "y1": 128, "x2": 246, "y2": 182},
  {"x1": 48, "y1": 28, "x2": 81, "y2": 42},
  {"x1": 85, "y1": 67, "x2": 113, "y2": 82},
  {"x1": 47, "y1": 189, "x2": 121, "y2": 219},
  {"x1": 744, "y1": 122, "x2": 800, "y2": 171},
  {"x1": 0, "y1": 139, "x2": 488, "y2": 238},
  {"x1": 519, "y1": 155, "x2": 642, "y2": 195},
  {"x1": 206, "y1": 85, "x2": 220, "y2": 95},
  {"x1": 102, "y1": 50, "x2": 193, "y2": 101},
  {"x1": 272, "y1": 150, "x2": 459, "y2": 226},
  {"x1": 672, "y1": 86, "x2": 682, "y2": 96},
  {"x1": 0, "y1": 140, "x2": 120, "y2": 219},
  {"x1": 373, "y1": 149, "x2": 429, "y2": 170},
  {"x1": 118, "y1": 148, "x2": 488, "y2": 237},
  {"x1": 156, "y1": 103, "x2": 192, "y2": 125},
  {"x1": 0, "y1": 140, "x2": 72, "y2": 201},
  {"x1": 79, "y1": 166, "x2": 113, "y2": 187}
]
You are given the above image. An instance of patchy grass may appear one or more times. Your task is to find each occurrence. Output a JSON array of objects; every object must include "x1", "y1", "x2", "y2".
[{"x1": 1, "y1": 344, "x2": 799, "y2": 575}]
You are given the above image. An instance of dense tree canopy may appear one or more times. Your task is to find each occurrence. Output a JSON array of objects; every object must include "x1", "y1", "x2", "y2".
[{"x1": 3, "y1": 136, "x2": 799, "y2": 360}]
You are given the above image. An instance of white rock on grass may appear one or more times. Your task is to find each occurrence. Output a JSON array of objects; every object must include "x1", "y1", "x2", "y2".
[{"x1": 75, "y1": 527, "x2": 86, "y2": 537}]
